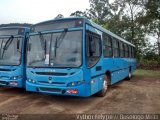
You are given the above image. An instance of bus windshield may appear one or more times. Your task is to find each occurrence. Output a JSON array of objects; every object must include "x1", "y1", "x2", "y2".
[
  {"x1": 27, "y1": 30, "x2": 82, "y2": 68},
  {"x1": 0, "y1": 36, "x2": 23, "y2": 65}
]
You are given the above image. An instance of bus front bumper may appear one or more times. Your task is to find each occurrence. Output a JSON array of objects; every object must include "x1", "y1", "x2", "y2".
[
  {"x1": 26, "y1": 81, "x2": 90, "y2": 97},
  {"x1": 0, "y1": 79, "x2": 24, "y2": 88}
]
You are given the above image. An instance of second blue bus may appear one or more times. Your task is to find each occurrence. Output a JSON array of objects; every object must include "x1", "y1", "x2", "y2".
[{"x1": 0, "y1": 27, "x2": 29, "y2": 88}]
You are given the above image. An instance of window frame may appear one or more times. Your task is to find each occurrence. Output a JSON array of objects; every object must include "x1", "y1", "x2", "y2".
[
  {"x1": 112, "y1": 38, "x2": 119, "y2": 57},
  {"x1": 85, "y1": 30, "x2": 102, "y2": 68},
  {"x1": 103, "y1": 33, "x2": 113, "y2": 58}
]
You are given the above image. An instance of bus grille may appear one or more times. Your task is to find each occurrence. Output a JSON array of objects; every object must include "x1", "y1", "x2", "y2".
[
  {"x1": 38, "y1": 81, "x2": 65, "y2": 85},
  {"x1": 35, "y1": 72, "x2": 67, "y2": 76},
  {"x1": 0, "y1": 81, "x2": 8, "y2": 85},
  {"x1": 39, "y1": 87, "x2": 62, "y2": 93}
]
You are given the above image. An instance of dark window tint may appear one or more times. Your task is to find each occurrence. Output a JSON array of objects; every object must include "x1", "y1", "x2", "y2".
[
  {"x1": 112, "y1": 38, "x2": 119, "y2": 57},
  {"x1": 86, "y1": 31, "x2": 101, "y2": 68},
  {"x1": 119, "y1": 41, "x2": 124, "y2": 57},
  {"x1": 124, "y1": 44, "x2": 128, "y2": 58},
  {"x1": 103, "y1": 33, "x2": 112, "y2": 57},
  {"x1": 126, "y1": 45, "x2": 129, "y2": 57}
]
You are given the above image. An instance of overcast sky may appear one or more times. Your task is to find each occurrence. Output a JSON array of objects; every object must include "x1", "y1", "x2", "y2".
[{"x1": 0, "y1": 0, "x2": 90, "y2": 24}]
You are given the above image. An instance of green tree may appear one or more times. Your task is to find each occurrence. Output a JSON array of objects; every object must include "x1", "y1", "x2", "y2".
[
  {"x1": 87, "y1": 0, "x2": 112, "y2": 24},
  {"x1": 70, "y1": 0, "x2": 112, "y2": 25},
  {"x1": 70, "y1": 0, "x2": 157, "y2": 59},
  {"x1": 70, "y1": 10, "x2": 88, "y2": 18},
  {"x1": 141, "y1": 0, "x2": 160, "y2": 55},
  {"x1": 55, "y1": 14, "x2": 64, "y2": 19}
]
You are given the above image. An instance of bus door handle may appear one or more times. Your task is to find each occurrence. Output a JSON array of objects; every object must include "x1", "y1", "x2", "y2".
[{"x1": 96, "y1": 66, "x2": 102, "y2": 71}]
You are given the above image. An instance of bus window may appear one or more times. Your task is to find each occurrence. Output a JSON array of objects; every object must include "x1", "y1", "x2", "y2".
[
  {"x1": 119, "y1": 41, "x2": 124, "y2": 57},
  {"x1": 124, "y1": 44, "x2": 128, "y2": 58},
  {"x1": 112, "y1": 38, "x2": 119, "y2": 57},
  {"x1": 103, "y1": 33, "x2": 112, "y2": 57},
  {"x1": 86, "y1": 32, "x2": 101, "y2": 68},
  {"x1": 126, "y1": 45, "x2": 129, "y2": 58}
]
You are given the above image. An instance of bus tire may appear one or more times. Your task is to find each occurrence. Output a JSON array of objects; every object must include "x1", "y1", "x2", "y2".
[
  {"x1": 126, "y1": 71, "x2": 132, "y2": 80},
  {"x1": 96, "y1": 75, "x2": 110, "y2": 97}
]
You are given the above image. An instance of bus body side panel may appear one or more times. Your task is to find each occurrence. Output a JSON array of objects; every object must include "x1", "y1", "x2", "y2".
[
  {"x1": 85, "y1": 24, "x2": 104, "y2": 96},
  {"x1": 103, "y1": 58, "x2": 136, "y2": 85},
  {"x1": 85, "y1": 22, "x2": 137, "y2": 95}
]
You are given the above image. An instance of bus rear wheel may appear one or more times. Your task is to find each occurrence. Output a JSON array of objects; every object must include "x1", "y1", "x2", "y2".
[
  {"x1": 126, "y1": 71, "x2": 132, "y2": 80},
  {"x1": 96, "y1": 75, "x2": 110, "y2": 97}
]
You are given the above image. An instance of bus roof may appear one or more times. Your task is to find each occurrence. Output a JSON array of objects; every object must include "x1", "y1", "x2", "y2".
[
  {"x1": 0, "y1": 26, "x2": 30, "y2": 30},
  {"x1": 33, "y1": 17, "x2": 135, "y2": 47}
]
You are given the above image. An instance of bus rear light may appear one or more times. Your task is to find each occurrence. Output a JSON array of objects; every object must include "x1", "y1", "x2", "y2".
[
  {"x1": 66, "y1": 89, "x2": 78, "y2": 94},
  {"x1": 9, "y1": 81, "x2": 18, "y2": 86}
]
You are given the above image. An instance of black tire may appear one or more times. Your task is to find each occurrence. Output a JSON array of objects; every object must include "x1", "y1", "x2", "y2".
[
  {"x1": 96, "y1": 75, "x2": 110, "y2": 97},
  {"x1": 126, "y1": 71, "x2": 132, "y2": 80}
]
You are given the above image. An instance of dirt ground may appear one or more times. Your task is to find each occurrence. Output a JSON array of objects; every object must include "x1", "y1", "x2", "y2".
[{"x1": 0, "y1": 75, "x2": 160, "y2": 119}]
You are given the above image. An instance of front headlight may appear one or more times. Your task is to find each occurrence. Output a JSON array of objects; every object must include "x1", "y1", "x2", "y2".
[
  {"x1": 27, "y1": 78, "x2": 36, "y2": 83},
  {"x1": 67, "y1": 80, "x2": 85, "y2": 87},
  {"x1": 10, "y1": 76, "x2": 22, "y2": 80}
]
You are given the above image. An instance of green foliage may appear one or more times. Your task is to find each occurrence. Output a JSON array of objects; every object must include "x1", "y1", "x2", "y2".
[
  {"x1": 138, "y1": 53, "x2": 160, "y2": 70},
  {"x1": 138, "y1": 0, "x2": 160, "y2": 55},
  {"x1": 70, "y1": 11, "x2": 88, "y2": 18},
  {"x1": 70, "y1": 0, "x2": 160, "y2": 64}
]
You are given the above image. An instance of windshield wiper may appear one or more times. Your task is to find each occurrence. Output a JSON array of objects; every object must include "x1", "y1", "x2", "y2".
[
  {"x1": 38, "y1": 32, "x2": 46, "y2": 55},
  {"x1": 1, "y1": 35, "x2": 14, "y2": 58},
  {"x1": 54, "y1": 28, "x2": 68, "y2": 57}
]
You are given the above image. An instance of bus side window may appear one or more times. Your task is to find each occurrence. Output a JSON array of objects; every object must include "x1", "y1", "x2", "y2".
[
  {"x1": 86, "y1": 32, "x2": 101, "y2": 68},
  {"x1": 119, "y1": 41, "x2": 124, "y2": 57},
  {"x1": 112, "y1": 38, "x2": 119, "y2": 57},
  {"x1": 103, "y1": 33, "x2": 112, "y2": 57},
  {"x1": 126, "y1": 45, "x2": 129, "y2": 58},
  {"x1": 124, "y1": 44, "x2": 128, "y2": 58}
]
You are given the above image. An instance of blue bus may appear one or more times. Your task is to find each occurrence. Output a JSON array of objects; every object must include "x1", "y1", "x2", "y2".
[
  {"x1": 26, "y1": 17, "x2": 136, "y2": 97},
  {"x1": 0, "y1": 27, "x2": 30, "y2": 88}
]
